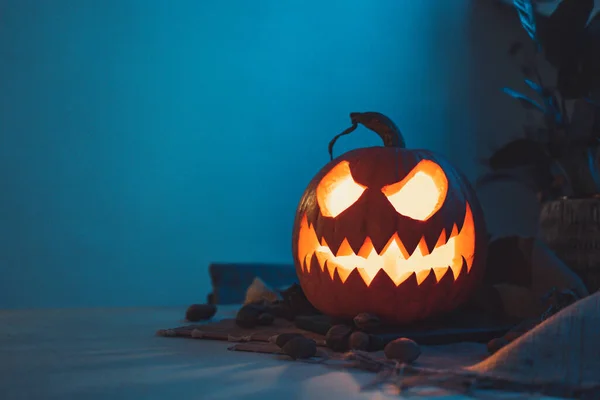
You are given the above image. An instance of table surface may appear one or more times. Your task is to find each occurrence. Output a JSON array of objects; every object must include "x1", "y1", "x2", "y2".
[{"x1": 0, "y1": 306, "x2": 561, "y2": 400}]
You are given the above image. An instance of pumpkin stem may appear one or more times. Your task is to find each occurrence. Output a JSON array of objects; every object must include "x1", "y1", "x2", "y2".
[
  {"x1": 328, "y1": 112, "x2": 406, "y2": 160},
  {"x1": 350, "y1": 112, "x2": 406, "y2": 149},
  {"x1": 328, "y1": 124, "x2": 358, "y2": 160}
]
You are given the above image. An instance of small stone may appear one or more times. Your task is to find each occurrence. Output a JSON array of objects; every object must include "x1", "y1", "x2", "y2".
[
  {"x1": 353, "y1": 313, "x2": 380, "y2": 331},
  {"x1": 235, "y1": 304, "x2": 264, "y2": 328},
  {"x1": 384, "y1": 338, "x2": 421, "y2": 363},
  {"x1": 281, "y1": 337, "x2": 317, "y2": 360},
  {"x1": 257, "y1": 313, "x2": 275, "y2": 326},
  {"x1": 271, "y1": 333, "x2": 305, "y2": 348},
  {"x1": 348, "y1": 331, "x2": 370, "y2": 351},
  {"x1": 185, "y1": 304, "x2": 217, "y2": 322},
  {"x1": 487, "y1": 337, "x2": 509, "y2": 354},
  {"x1": 325, "y1": 324, "x2": 353, "y2": 352}
]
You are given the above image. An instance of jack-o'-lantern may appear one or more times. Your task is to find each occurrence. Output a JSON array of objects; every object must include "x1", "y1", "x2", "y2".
[{"x1": 292, "y1": 112, "x2": 487, "y2": 325}]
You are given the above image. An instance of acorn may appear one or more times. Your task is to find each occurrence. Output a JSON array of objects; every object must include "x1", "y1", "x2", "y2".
[
  {"x1": 281, "y1": 337, "x2": 317, "y2": 360},
  {"x1": 384, "y1": 338, "x2": 421, "y2": 363},
  {"x1": 257, "y1": 313, "x2": 275, "y2": 326},
  {"x1": 185, "y1": 304, "x2": 217, "y2": 322},
  {"x1": 235, "y1": 304, "x2": 264, "y2": 328},
  {"x1": 325, "y1": 324, "x2": 353, "y2": 352},
  {"x1": 353, "y1": 313, "x2": 380, "y2": 331},
  {"x1": 348, "y1": 331, "x2": 370, "y2": 351},
  {"x1": 271, "y1": 333, "x2": 305, "y2": 348}
]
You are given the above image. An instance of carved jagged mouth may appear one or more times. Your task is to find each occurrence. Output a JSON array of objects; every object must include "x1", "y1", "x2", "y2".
[{"x1": 297, "y1": 204, "x2": 476, "y2": 287}]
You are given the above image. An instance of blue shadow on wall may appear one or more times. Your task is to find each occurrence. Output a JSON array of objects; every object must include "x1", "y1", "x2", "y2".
[{"x1": 0, "y1": 0, "x2": 474, "y2": 309}]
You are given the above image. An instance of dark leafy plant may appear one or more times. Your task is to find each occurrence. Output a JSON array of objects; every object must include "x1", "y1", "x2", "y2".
[{"x1": 481, "y1": 0, "x2": 600, "y2": 200}]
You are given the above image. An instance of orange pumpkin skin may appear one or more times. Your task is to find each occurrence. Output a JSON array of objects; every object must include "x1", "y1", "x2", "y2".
[{"x1": 292, "y1": 147, "x2": 488, "y2": 325}]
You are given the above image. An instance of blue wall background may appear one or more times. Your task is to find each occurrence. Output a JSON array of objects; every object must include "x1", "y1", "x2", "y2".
[{"x1": 0, "y1": 0, "x2": 477, "y2": 309}]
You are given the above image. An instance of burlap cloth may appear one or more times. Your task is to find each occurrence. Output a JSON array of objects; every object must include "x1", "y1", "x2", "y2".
[{"x1": 467, "y1": 290, "x2": 600, "y2": 388}]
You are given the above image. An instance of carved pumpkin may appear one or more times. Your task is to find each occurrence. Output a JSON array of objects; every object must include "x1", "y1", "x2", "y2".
[{"x1": 292, "y1": 112, "x2": 487, "y2": 324}]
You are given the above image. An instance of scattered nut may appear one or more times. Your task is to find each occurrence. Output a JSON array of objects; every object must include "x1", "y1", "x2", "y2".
[
  {"x1": 325, "y1": 324, "x2": 353, "y2": 352},
  {"x1": 257, "y1": 313, "x2": 275, "y2": 326},
  {"x1": 487, "y1": 337, "x2": 509, "y2": 354},
  {"x1": 271, "y1": 333, "x2": 305, "y2": 348},
  {"x1": 235, "y1": 304, "x2": 264, "y2": 328},
  {"x1": 185, "y1": 304, "x2": 217, "y2": 322},
  {"x1": 349, "y1": 331, "x2": 370, "y2": 350},
  {"x1": 353, "y1": 313, "x2": 380, "y2": 331},
  {"x1": 281, "y1": 337, "x2": 317, "y2": 360},
  {"x1": 384, "y1": 338, "x2": 421, "y2": 363}
]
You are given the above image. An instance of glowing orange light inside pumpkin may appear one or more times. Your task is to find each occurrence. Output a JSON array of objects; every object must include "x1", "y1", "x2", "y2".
[
  {"x1": 297, "y1": 203, "x2": 476, "y2": 287},
  {"x1": 316, "y1": 161, "x2": 366, "y2": 218},
  {"x1": 381, "y1": 160, "x2": 448, "y2": 221}
]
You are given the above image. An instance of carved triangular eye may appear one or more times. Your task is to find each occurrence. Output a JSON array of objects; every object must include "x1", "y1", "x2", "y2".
[
  {"x1": 316, "y1": 161, "x2": 366, "y2": 218},
  {"x1": 381, "y1": 160, "x2": 448, "y2": 221}
]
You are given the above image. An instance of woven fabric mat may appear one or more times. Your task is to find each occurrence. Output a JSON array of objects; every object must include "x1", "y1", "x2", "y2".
[
  {"x1": 156, "y1": 316, "x2": 489, "y2": 369},
  {"x1": 157, "y1": 317, "x2": 326, "y2": 346},
  {"x1": 158, "y1": 294, "x2": 600, "y2": 398}
]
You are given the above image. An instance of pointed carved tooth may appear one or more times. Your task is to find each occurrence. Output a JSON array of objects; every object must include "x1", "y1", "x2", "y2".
[
  {"x1": 449, "y1": 224, "x2": 459, "y2": 239},
  {"x1": 357, "y1": 267, "x2": 377, "y2": 287},
  {"x1": 320, "y1": 236, "x2": 328, "y2": 247},
  {"x1": 433, "y1": 266, "x2": 450, "y2": 282},
  {"x1": 297, "y1": 214, "x2": 320, "y2": 271},
  {"x1": 454, "y1": 204, "x2": 467, "y2": 233},
  {"x1": 336, "y1": 238, "x2": 354, "y2": 256},
  {"x1": 435, "y1": 229, "x2": 447, "y2": 248},
  {"x1": 393, "y1": 271, "x2": 414, "y2": 286},
  {"x1": 336, "y1": 264, "x2": 353, "y2": 283},
  {"x1": 357, "y1": 238, "x2": 376, "y2": 258},
  {"x1": 315, "y1": 251, "x2": 329, "y2": 272},
  {"x1": 417, "y1": 237, "x2": 430, "y2": 256},
  {"x1": 382, "y1": 233, "x2": 410, "y2": 259},
  {"x1": 402, "y1": 234, "x2": 421, "y2": 259},
  {"x1": 325, "y1": 260, "x2": 336, "y2": 280},
  {"x1": 416, "y1": 269, "x2": 431, "y2": 285},
  {"x1": 449, "y1": 261, "x2": 462, "y2": 280}
]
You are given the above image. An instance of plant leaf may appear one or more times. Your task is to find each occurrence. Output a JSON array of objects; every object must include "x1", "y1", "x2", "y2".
[
  {"x1": 513, "y1": 0, "x2": 539, "y2": 47},
  {"x1": 524, "y1": 78, "x2": 543, "y2": 95},
  {"x1": 502, "y1": 87, "x2": 545, "y2": 112}
]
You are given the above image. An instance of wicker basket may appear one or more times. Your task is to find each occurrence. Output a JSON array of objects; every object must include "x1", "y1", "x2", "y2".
[{"x1": 540, "y1": 196, "x2": 600, "y2": 292}]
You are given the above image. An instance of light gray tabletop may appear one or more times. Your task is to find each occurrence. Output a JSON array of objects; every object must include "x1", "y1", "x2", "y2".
[{"x1": 0, "y1": 306, "x2": 560, "y2": 400}]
